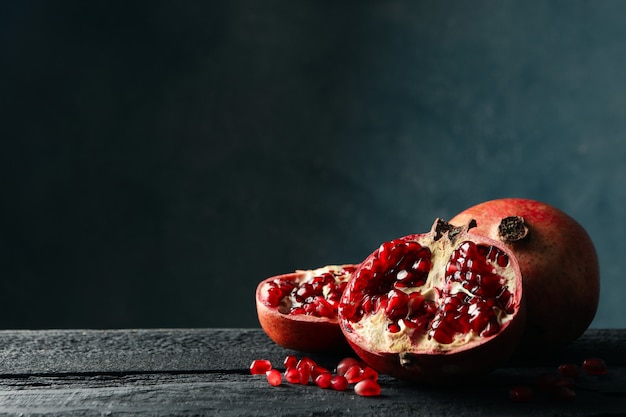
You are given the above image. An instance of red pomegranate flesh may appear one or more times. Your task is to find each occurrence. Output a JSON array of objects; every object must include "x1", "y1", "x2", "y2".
[
  {"x1": 256, "y1": 264, "x2": 357, "y2": 352},
  {"x1": 450, "y1": 198, "x2": 600, "y2": 355},
  {"x1": 338, "y1": 219, "x2": 526, "y2": 383}
]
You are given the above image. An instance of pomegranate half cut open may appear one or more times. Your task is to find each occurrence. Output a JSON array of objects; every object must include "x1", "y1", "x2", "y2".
[{"x1": 338, "y1": 219, "x2": 526, "y2": 383}]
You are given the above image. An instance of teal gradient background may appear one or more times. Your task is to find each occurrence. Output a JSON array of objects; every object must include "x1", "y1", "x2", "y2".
[{"x1": 1, "y1": 1, "x2": 624, "y2": 329}]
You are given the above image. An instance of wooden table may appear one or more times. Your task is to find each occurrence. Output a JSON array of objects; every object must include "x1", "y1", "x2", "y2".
[{"x1": 0, "y1": 328, "x2": 623, "y2": 416}]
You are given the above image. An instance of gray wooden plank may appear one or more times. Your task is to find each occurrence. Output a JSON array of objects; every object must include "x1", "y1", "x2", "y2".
[
  {"x1": 0, "y1": 328, "x2": 624, "y2": 375},
  {"x1": 0, "y1": 328, "x2": 282, "y2": 375},
  {"x1": 0, "y1": 369, "x2": 624, "y2": 417}
]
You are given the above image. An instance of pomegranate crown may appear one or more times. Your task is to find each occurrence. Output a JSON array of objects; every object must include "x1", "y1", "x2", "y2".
[{"x1": 432, "y1": 218, "x2": 478, "y2": 242}]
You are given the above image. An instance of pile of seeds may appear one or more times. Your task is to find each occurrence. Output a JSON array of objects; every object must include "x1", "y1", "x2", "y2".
[{"x1": 249, "y1": 355, "x2": 381, "y2": 397}]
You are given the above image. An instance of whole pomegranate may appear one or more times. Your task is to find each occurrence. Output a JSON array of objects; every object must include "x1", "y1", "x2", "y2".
[
  {"x1": 450, "y1": 198, "x2": 600, "y2": 356},
  {"x1": 256, "y1": 264, "x2": 357, "y2": 352},
  {"x1": 338, "y1": 219, "x2": 526, "y2": 383}
]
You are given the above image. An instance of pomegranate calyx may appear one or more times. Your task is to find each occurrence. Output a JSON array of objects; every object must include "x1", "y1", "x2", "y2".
[
  {"x1": 497, "y1": 216, "x2": 529, "y2": 243},
  {"x1": 432, "y1": 218, "x2": 477, "y2": 242}
]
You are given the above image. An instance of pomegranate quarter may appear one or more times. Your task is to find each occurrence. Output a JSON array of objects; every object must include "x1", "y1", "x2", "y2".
[
  {"x1": 256, "y1": 264, "x2": 357, "y2": 351},
  {"x1": 338, "y1": 219, "x2": 526, "y2": 383}
]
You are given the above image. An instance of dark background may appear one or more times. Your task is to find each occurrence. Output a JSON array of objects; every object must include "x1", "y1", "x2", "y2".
[{"x1": 1, "y1": 1, "x2": 624, "y2": 329}]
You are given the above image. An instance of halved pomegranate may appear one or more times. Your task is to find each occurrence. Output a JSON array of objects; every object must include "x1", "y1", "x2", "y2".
[
  {"x1": 450, "y1": 198, "x2": 600, "y2": 355},
  {"x1": 256, "y1": 264, "x2": 357, "y2": 352},
  {"x1": 338, "y1": 219, "x2": 526, "y2": 383}
]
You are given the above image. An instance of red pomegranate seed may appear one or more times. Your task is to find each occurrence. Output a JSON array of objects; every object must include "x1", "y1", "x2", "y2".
[
  {"x1": 336, "y1": 357, "x2": 360, "y2": 376},
  {"x1": 266, "y1": 369, "x2": 282, "y2": 386},
  {"x1": 361, "y1": 295, "x2": 374, "y2": 315},
  {"x1": 289, "y1": 306, "x2": 306, "y2": 315},
  {"x1": 479, "y1": 317, "x2": 500, "y2": 337},
  {"x1": 250, "y1": 359, "x2": 272, "y2": 375},
  {"x1": 263, "y1": 283, "x2": 284, "y2": 307},
  {"x1": 582, "y1": 357, "x2": 607, "y2": 376},
  {"x1": 387, "y1": 322, "x2": 401, "y2": 333},
  {"x1": 413, "y1": 255, "x2": 431, "y2": 275},
  {"x1": 385, "y1": 289, "x2": 410, "y2": 319},
  {"x1": 315, "y1": 372, "x2": 332, "y2": 389},
  {"x1": 509, "y1": 385, "x2": 534, "y2": 403},
  {"x1": 284, "y1": 367, "x2": 300, "y2": 384},
  {"x1": 496, "y1": 251, "x2": 509, "y2": 267},
  {"x1": 557, "y1": 363, "x2": 581, "y2": 378},
  {"x1": 314, "y1": 296, "x2": 335, "y2": 318},
  {"x1": 360, "y1": 366, "x2": 379, "y2": 381},
  {"x1": 298, "y1": 368, "x2": 311, "y2": 385},
  {"x1": 377, "y1": 241, "x2": 396, "y2": 264},
  {"x1": 303, "y1": 302, "x2": 317, "y2": 315},
  {"x1": 297, "y1": 360, "x2": 311, "y2": 385},
  {"x1": 429, "y1": 324, "x2": 454, "y2": 344},
  {"x1": 295, "y1": 283, "x2": 315, "y2": 302},
  {"x1": 311, "y1": 365, "x2": 330, "y2": 379},
  {"x1": 354, "y1": 379, "x2": 381, "y2": 397},
  {"x1": 407, "y1": 292, "x2": 424, "y2": 308},
  {"x1": 284, "y1": 354, "x2": 298, "y2": 369},
  {"x1": 300, "y1": 356, "x2": 317, "y2": 369},
  {"x1": 330, "y1": 375, "x2": 349, "y2": 391},
  {"x1": 469, "y1": 310, "x2": 490, "y2": 334},
  {"x1": 344, "y1": 365, "x2": 364, "y2": 383}
]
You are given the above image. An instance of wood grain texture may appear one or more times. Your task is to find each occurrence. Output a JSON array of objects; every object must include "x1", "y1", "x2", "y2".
[{"x1": 0, "y1": 329, "x2": 624, "y2": 416}]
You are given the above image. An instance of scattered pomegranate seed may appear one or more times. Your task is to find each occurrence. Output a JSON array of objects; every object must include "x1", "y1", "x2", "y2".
[
  {"x1": 297, "y1": 360, "x2": 312, "y2": 385},
  {"x1": 344, "y1": 365, "x2": 364, "y2": 383},
  {"x1": 354, "y1": 379, "x2": 381, "y2": 397},
  {"x1": 284, "y1": 367, "x2": 300, "y2": 384},
  {"x1": 582, "y1": 357, "x2": 607, "y2": 376},
  {"x1": 253, "y1": 355, "x2": 383, "y2": 397},
  {"x1": 330, "y1": 375, "x2": 349, "y2": 391},
  {"x1": 311, "y1": 365, "x2": 330, "y2": 379},
  {"x1": 336, "y1": 357, "x2": 360, "y2": 376},
  {"x1": 557, "y1": 363, "x2": 581, "y2": 378},
  {"x1": 250, "y1": 359, "x2": 272, "y2": 375},
  {"x1": 360, "y1": 367, "x2": 379, "y2": 381},
  {"x1": 284, "y1": 354, "x2": 298, "y2": 369},
  {"x1": 300, "y1": 356, "x2": 317, "y2": 368},
  {"x1": 266, "y1": 369, "x2": 282, "y2": 386},
  {"x1": 509, "y1": 385, "x2": 534, "y2": 403},
  {"x1": 315, "y1": 372, "x2": 332, "y2": 389}
]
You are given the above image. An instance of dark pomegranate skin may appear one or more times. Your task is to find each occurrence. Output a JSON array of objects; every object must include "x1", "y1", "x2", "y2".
[
  {"x1": 450, "y1": 198, "x2": 600, "y2": 356},
  {"x1": 338, "y1": 219, "x2": 526, "y2": 383},
  {"x1": 256, "y1": 265, "x2": 357, "y2": 352}
]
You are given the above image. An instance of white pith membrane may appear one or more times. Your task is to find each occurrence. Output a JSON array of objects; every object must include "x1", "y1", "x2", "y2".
[
  {"x1": 262, "y1": 265, "x2": 354, "y2": 316},
  {"x1": 343, "y1": 232, "x2": 519, "y2": 354}
]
